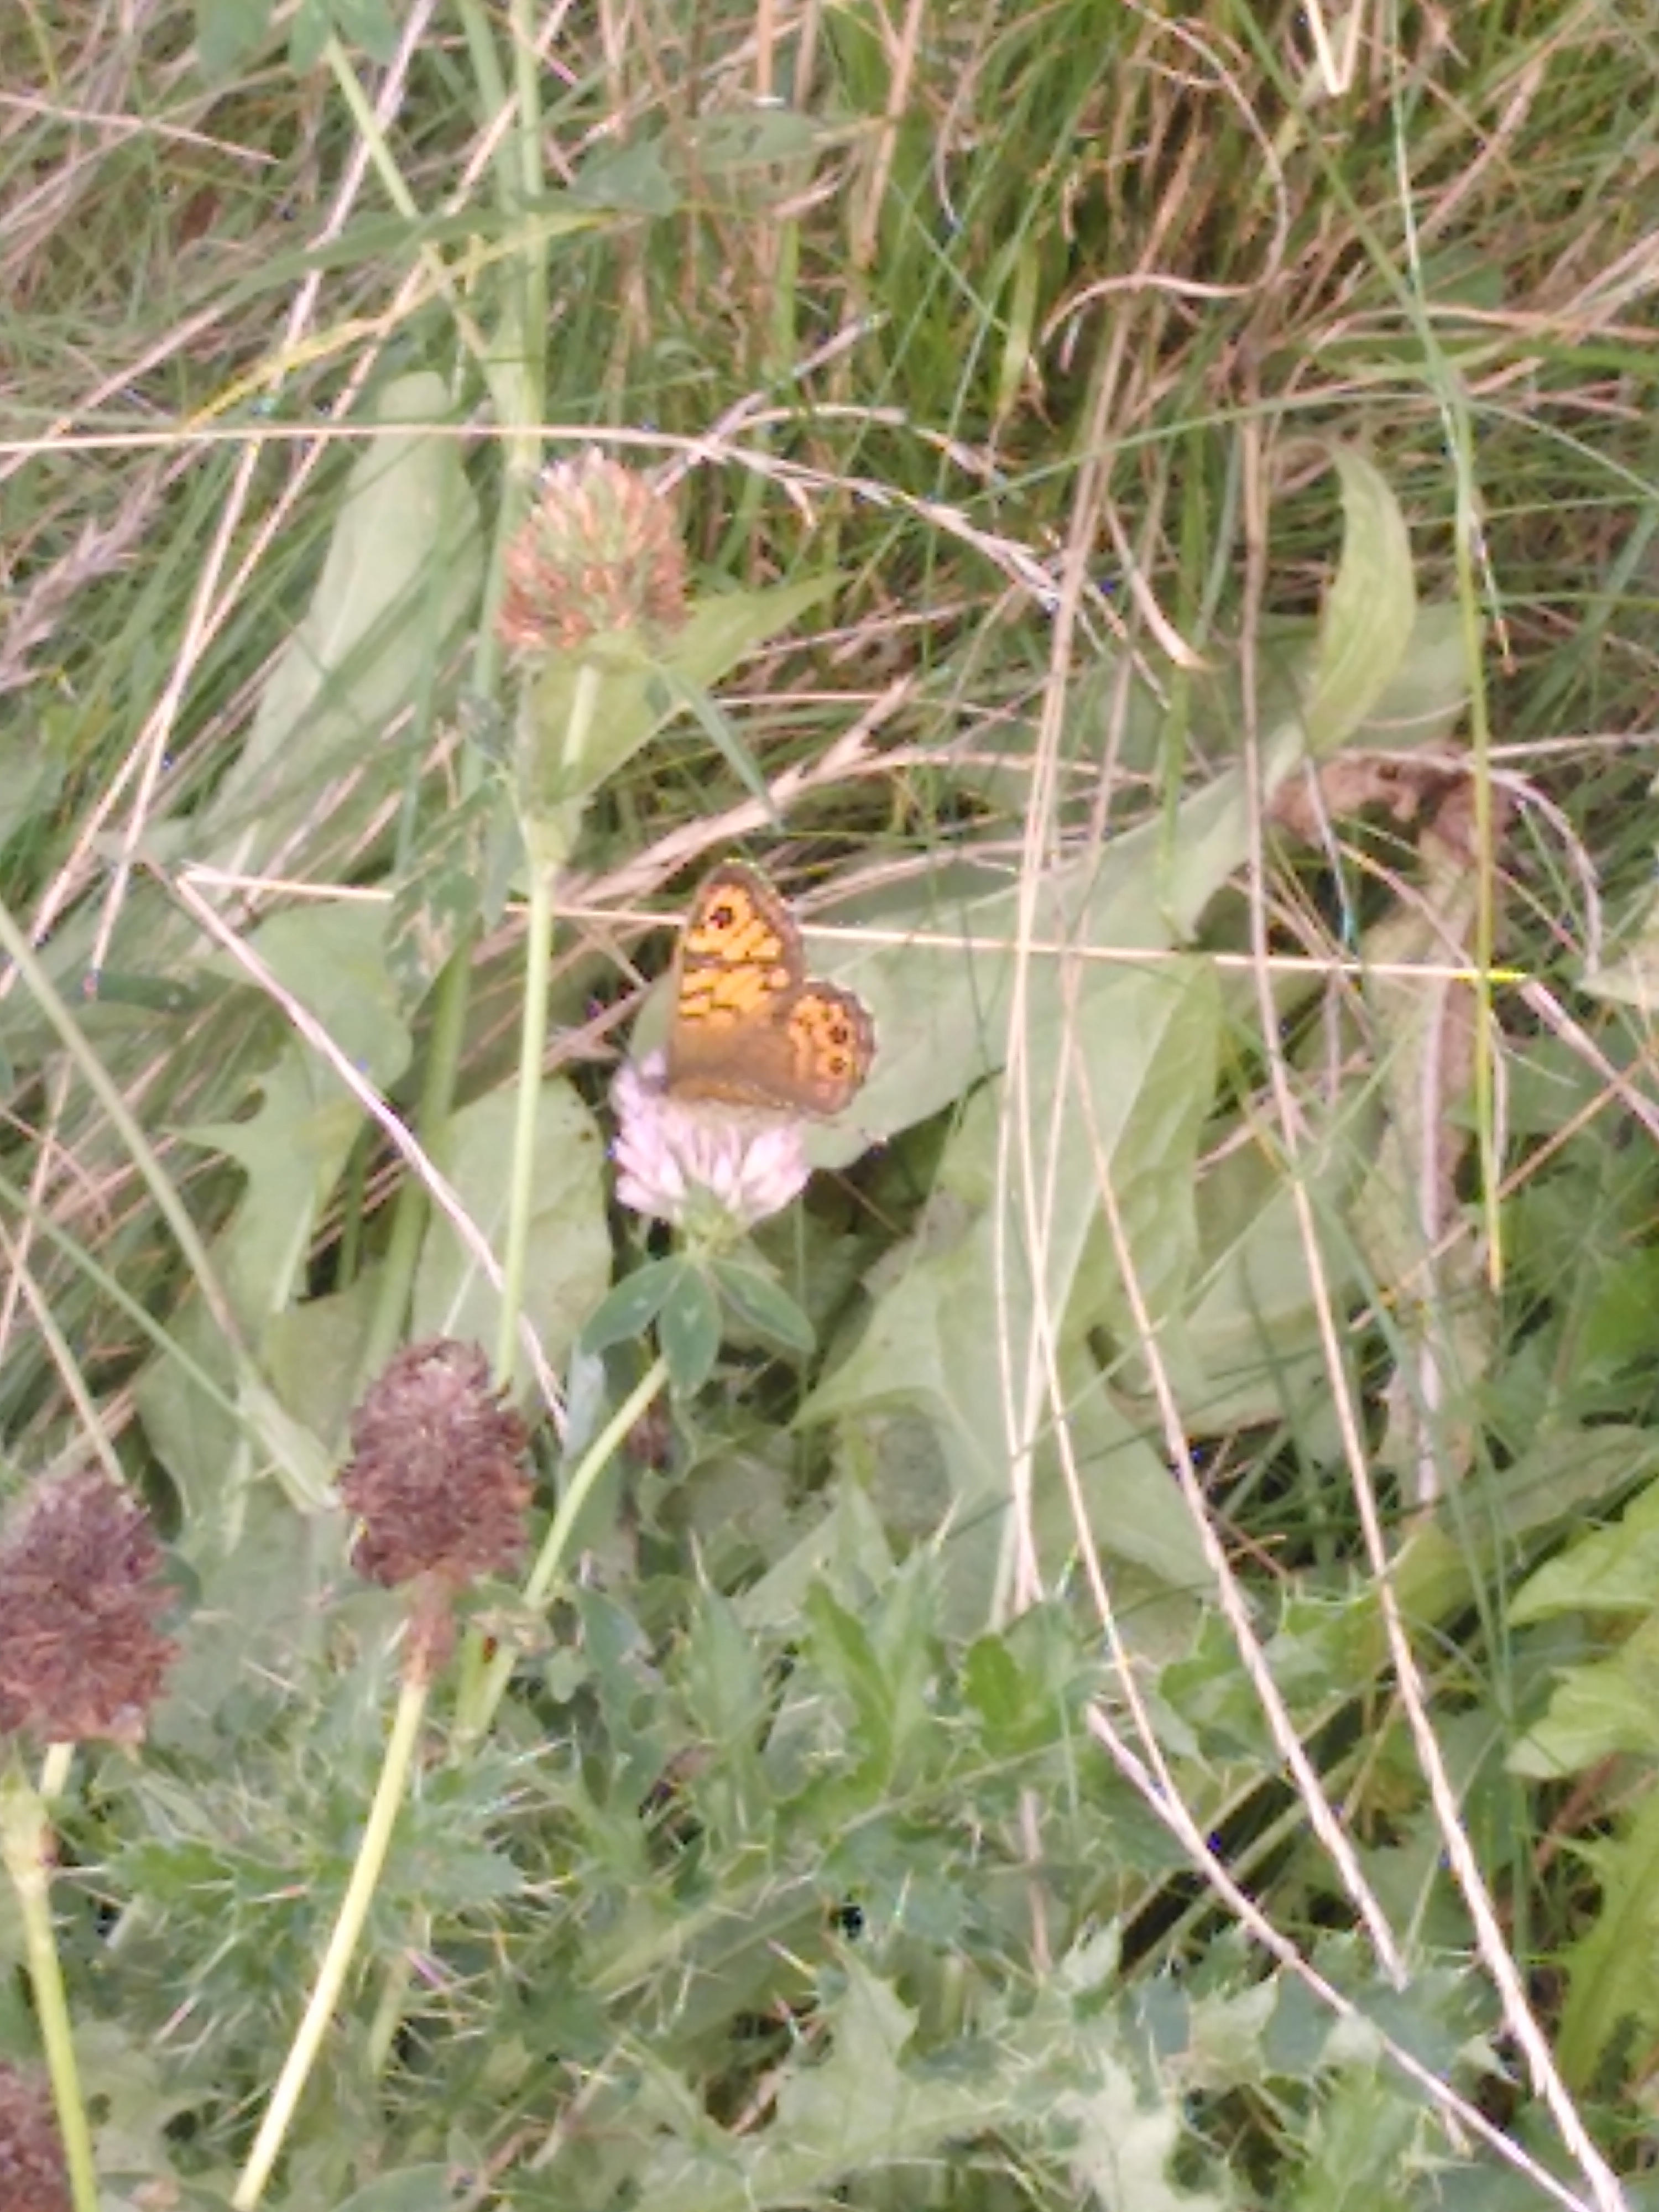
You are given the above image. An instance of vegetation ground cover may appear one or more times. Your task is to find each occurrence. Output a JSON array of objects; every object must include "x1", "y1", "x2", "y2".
[{"x1": 3, "y1": 3, "x2": 1659, "y2": 2208}]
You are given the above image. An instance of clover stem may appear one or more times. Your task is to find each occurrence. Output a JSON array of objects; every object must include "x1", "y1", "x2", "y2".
[{"x1": 454, "y1": 1354, "x2": 669, "y2": 1744}]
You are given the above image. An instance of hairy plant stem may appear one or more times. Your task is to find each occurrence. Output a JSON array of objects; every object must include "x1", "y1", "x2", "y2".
[
  {"x1": 231, "y1": 1673, "x2": 430, "y2": 2210},
  {"x1": 0, "y1": 1762, "x2": 98, "y2": 2212}
]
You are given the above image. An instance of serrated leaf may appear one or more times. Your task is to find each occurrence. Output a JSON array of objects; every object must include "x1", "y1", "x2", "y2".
[
  {"x1": 1511, "y1": 1471, "x2": 1659, "y2": 1621},
  {"x1": 1284, "y1": 2064, "x2": 1419, "y2": 2212},
  {"x1": 1510, "y1": 1614, "x2": 1659, "y2": 1778},
  {"x1": 1558, "y1": 1787, "x2": 1659, "y2": 2089},
  {"x1": 804, "y1": 1585, "x2": 893, "y2": 1775},
  {"x1": 680, "y1": 1592, "x2": 769, "y2": 1749}
]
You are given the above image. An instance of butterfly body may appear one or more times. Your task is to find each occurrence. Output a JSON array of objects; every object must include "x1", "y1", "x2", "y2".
[{"x1": 664, "y1": 862, "x2": 875, "y2": 1118}]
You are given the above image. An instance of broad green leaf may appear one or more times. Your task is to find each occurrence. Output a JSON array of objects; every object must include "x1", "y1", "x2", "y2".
[
  {"x1": 1394, "y1": 1425, "x2": 1659, "y2": 1630},
  {"x1": 571, "y1": 136, "x2": 682, "y2": 215},
  {"x1": 1300, "y1": 446, "x2": 1418, "y2": 757},
  {"x1": 287, "y1": 0, "x2": 331, "y2": 69},
  {"x1": 238, "y1": 1371, "x2": 334, "y2": 1512},
  {"x1": 263, "y1": 1263, "x2": 383, "y2": 1454},
  {"x1": 803, "y1": 957, "x2": 1219, "y2": 1624},
  {"x1": 659, "y1": 1262, "x2": 723, "y2": 1395},
  {"x1": 245, "y1": 898, "x2": 413, "y2": 1088},
  {"x1": 151, "y1": 1481, "x2": 346, "y2": 1753},
  {"x1": 413, "y1": 1077, "x2": 608, "y2": 1374},
  {"x1": 1140, "y1": 1107, "x2": 1371, "y2": 1432},
  {"x1": 176, "y1": 1040, "x2": 368, "y2": 1326},
  {"x1": 803, "y1": 765, "x2": 1300, "y2": 1173},
  {"x1": 332, "y1": 0, "x2": 397, "y2": 61},
  {"x1": 202, "y1": 371, "x2": 483, "y2": 870}
]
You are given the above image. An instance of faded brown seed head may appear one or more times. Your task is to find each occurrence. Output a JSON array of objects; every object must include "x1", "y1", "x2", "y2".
[{"x1": 0, "y1": 1470, "x2": 175, "y2": 1747}]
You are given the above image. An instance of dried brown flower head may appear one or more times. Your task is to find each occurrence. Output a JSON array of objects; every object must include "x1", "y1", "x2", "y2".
[
  {"x1": 0, "y1": 1471, "x2": 176, "y2": 1747},
  {"x1": 497, "y1": 452, "x2": 688, "y2": 658},
  {"x1": 0, "y1": 2064, "x2": 67, "y2": 2212},
  {"x1": 341, "y1": 1340, "x2": 531, "y2": 1596}
]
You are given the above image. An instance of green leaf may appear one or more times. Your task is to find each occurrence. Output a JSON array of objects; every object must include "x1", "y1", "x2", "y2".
[
  {"x1": 177, "y1": 1030, "x2": 377, "y2": 1327},
  {"x1": 1056, "y1": 2057, "x2": 1233, "y2": 2211},
  {"x1": 679, "y1": 1592, "x2": 769, "y2": 1751},
  {"x1": 1511, "y1": 1469, "x2": 1659, "y2": 1622},
  {"x1": 659, "y1": 1263, "x2": 722, "y2": 1395},
  {"x1": 1300, "y1": 446, "x2": 1418, "y2": 757},
  {"x1": 263, "y1": 1264, "x2": 383, "y2": 1454},
  {"x1": 709, "y1": 1259, "x2": 816, "y2": 1355},
  {"x1": 1284, "y1": 2065, "x2": 1420, "y2": 2212},
  {"x1": 414, "y1": 1078, "x2": 610, "y2": 1372},
  {"x1": 1392, "y1": 1424, "x2": 1659, "y2": 1630},
  {"x1": 332, "y1": 2172, "x2": 458, "y2": 2212},
  {"x1": 287, "y1": 0, "x2": 331, "y2": 69},
  {"x1": 571, "y1": 135, "x2": 682, "y2": 215},
  {"x1": 200, "y1": 372, "x2": 483, "y2": 873},
  {"x1": 802, "y1": 956, "x2": 1219, "y2": 1625},
  {"x1": 385, "y1": 785, "x2": 510, "y2": 1011},
  {"x1": 797, "y1": 787, "x2": 1287, "y2": 1174},
  {"x1": 517, "y1": 576, "x2": 837, "y2": 827},
  {"x1": 332, "y1": 0, "x2": 398, "y2": 61},
  {"x1": 244, "y1": 898, "x2": 414, "y2": 1089},
  {"x1": 582, "y1": 1259, "x2": 682, "y2": 1352},
  {"x1": 194, "y1": 0, "x2": 274, "y2": 72},
  {"x1": 1510, "y1": 1613, "x2": 1659, "y2": 1778},
  {"x1": 803, "y1": 1585, "x2": 895, "y2": 1779},
  {"x1": 1558, "y1": 1787, "x2": 1659, "y2": 2089}
]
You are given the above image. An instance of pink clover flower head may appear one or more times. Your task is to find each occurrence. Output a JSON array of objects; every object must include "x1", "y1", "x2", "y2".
[{"x1": 612, "y1": 1053, "x2": 811, "y2": 1233}]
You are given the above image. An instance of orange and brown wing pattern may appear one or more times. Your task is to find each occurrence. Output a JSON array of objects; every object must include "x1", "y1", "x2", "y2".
[{"x1": 664, "y1": 862, "x2": 875, "y2": 1116}]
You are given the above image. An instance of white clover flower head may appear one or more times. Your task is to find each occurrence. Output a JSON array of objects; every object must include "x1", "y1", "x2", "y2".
[{"x1": 612, "y1": 1053, "x2": 811, "y2": 1235}]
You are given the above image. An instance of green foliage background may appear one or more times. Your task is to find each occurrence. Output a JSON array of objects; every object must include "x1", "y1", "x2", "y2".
[{"x1": 4, "y1": 2, "x2": 1659, "y2": 2208}]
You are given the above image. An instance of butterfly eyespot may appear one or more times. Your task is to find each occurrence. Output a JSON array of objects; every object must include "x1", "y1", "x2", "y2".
[{"x1": 662, "y1": 860, "x2": 877, "y2": 1116}]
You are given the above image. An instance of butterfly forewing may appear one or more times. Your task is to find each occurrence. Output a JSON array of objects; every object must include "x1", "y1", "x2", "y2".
[{"x1": 664, "y1": 862, "x2": 875, "y2": 1117}]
